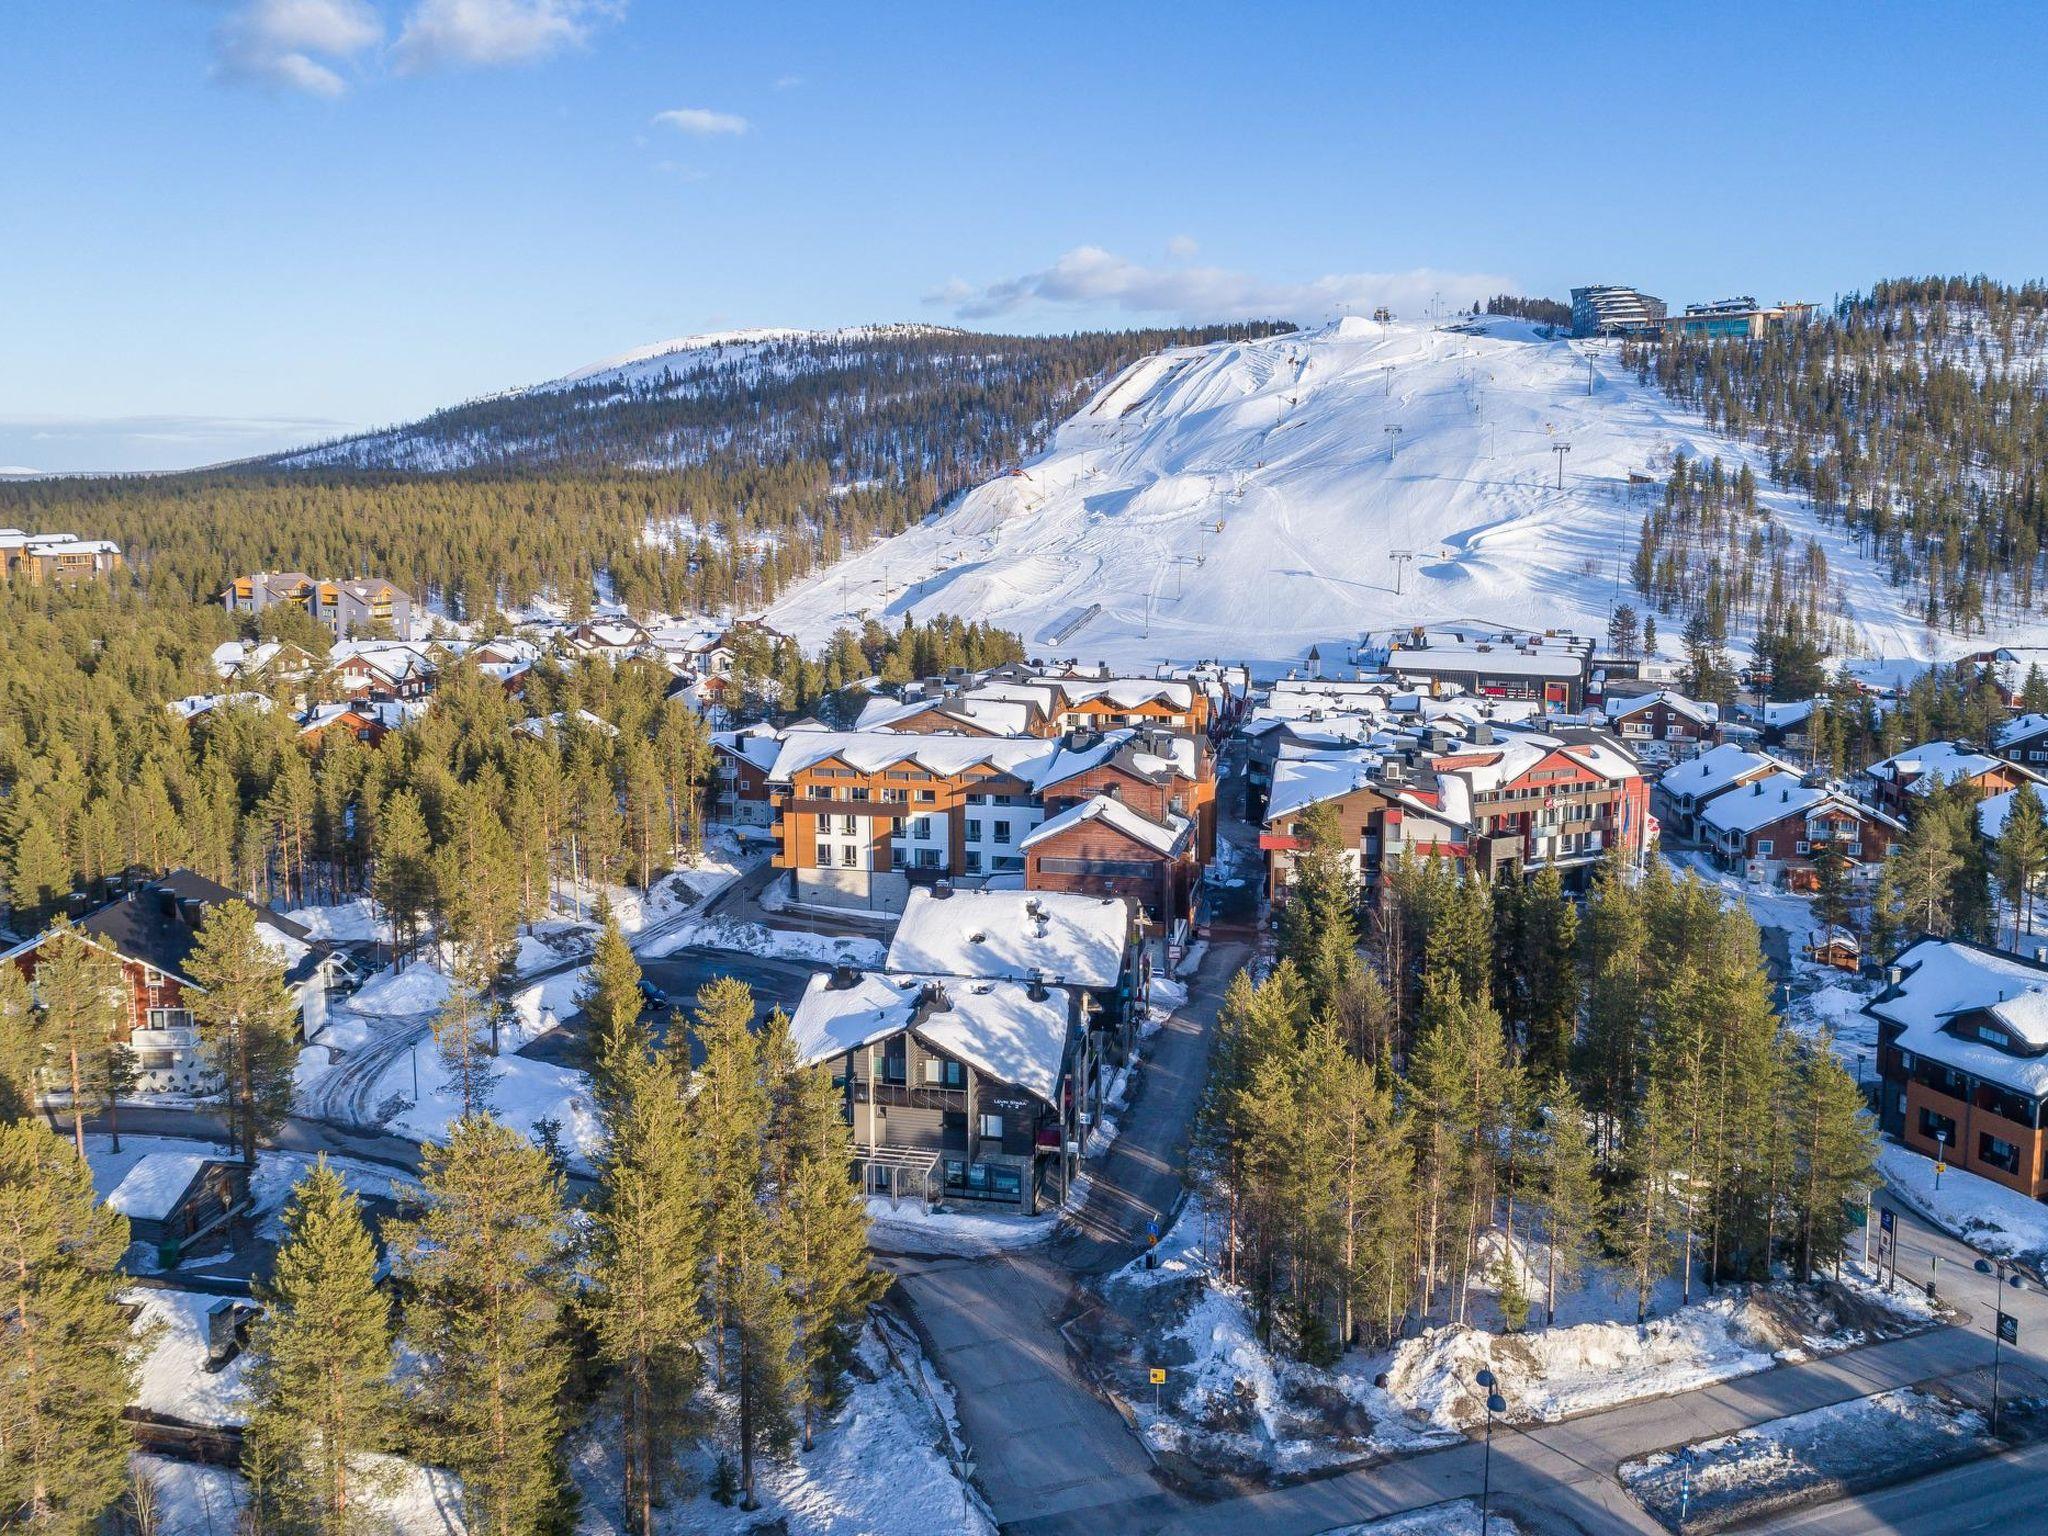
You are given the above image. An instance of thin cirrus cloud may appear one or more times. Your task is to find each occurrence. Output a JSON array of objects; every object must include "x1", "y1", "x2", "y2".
[
  {"x1": 209, "y1": 0, "x2": 615, "y2": 94},
  {"x1": 652, "y1": 106, "x2": 750, "y2": 136},
  {"x1": 926, "y1": 245, "x2": 1517, "y2": 324}
]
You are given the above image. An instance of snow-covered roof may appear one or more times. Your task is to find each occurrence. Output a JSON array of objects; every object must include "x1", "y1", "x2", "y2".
[
  {"x1": 788, "y1": 971, "x2": 1073, "y2": 1104},
  {"x1": 106, "y1": 1153, "x2": 216, "y2": 1222},
  {"x1": 1019, "y1": 793, "x2": 1188, "y2": 856},
  {"x1": 1390, "y1": 644, "x2": 1584, "y2": 679},
  {"x1": 1699, "y1": 773, "x2": 1828, "y2": 835},
  {"x1": 765, "y1": 730, "x2": 1062, "y2": 785},
  {"x1": 168, "y1": 692, "x2": 272, "y2": 722},
  {"x1": 1658, "y1": 744, "x2": 1794, "y2": 804},
  {"x1": 1265, "y1": 753, "x2": 1385, "y2": 824},
  {"x1": 1868, "y1": 938, "x2": 2048, "y2": 1098},
  {"x1": 1055, "y1": 678, "x2": 1195, "y2": 711},
  {"x1": 1866, "y1": 741, "x2": 2010, "y2": 793},
  {"x1": 517, "y1": 709, "x2": 619, "y2": 740},
  {"x1": 714, "y1": 726, "x2": 783, "y2": 772},
  {"x1": 1604, "y1": 689, "x2": 1718, "y2": 727},
  {"x1": 1996, "y1": 714, "x2": 2048, "y2": 749},
  {"x1": 886, "y1": 887, "x2": 1129, "y2": 990}
]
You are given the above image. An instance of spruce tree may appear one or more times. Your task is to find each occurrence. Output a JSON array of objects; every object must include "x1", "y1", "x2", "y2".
[
  {"x1": 0, "y1": 1122, "x2": 138, "y2": 1533},
  {"x1": 1519, "y1": 866, "x2": 1579, "y2": 1078},
  {"x1": 1993, "y1": 782, "x2": 2048, "y2": 950},
  {"x1": 393, "y1": 1117, "x2": 573, "y2": 1536},
  {"x1": 0, "y1": 960, "x2": 43, "y2": 1124},
  {"x1": 729, "y1": 1206, "x2": 796, "y2": 1512},
  {"x1": 370, "y1": 789, "x2": 435, "y2": 965},
  {"x1": 244, "y1": 1160, "x2": 397, "y2": 1536},
  {"x1": 185, "y1": 900, "x2": 298, "y2": 1169}
]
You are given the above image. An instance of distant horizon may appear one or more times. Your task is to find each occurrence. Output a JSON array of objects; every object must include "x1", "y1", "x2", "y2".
[{"x1": 10, "y1": 0, "x2": 2047, "y2": 471}]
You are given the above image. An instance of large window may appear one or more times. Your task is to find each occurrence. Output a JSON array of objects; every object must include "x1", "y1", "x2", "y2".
[
  {"x1": 1917, "y1": 1106, "x2": 1957, "y2": 1149},
  {"x1": 942, "y1": 1160, "x2": 1023, "y2": 1202},
  {"x1": 978, "y1": 1113, "x2": 1004, "y2": 1140},
  {"x1": 1979, "y1": 1132, "x2": 2023, "y2": 1176},
  {"x1": 993, "y1": 821, "x2": 1012, "y2": 844}
]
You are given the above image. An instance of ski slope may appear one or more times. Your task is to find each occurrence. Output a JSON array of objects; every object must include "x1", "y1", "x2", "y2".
[{"x1": 766, "y1": 315, "x2": 1949, "y2": 671}]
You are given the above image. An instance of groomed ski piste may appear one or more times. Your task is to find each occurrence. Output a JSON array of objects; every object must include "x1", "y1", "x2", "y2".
[{"x1": 766, "y1": 314, "x2": 1993, "y2": 671}]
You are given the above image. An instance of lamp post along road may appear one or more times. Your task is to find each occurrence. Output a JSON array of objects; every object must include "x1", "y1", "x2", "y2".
[
  {"x1": 1974, "y1": 1257, "x2": 2025, "y2": 1435},
  {"x1": 1475, "y1": 1368, "x2": 1508, "y2": 1535}
]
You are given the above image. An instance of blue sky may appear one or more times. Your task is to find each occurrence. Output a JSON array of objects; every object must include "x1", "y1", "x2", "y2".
[{"x1": 6, "y1": 0, "x2": 2045, "y2": 471}]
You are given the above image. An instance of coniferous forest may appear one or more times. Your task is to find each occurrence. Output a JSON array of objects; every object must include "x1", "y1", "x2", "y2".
[{"x1": 1630, "y1": 276, "x2": 2048, "y2": 637}]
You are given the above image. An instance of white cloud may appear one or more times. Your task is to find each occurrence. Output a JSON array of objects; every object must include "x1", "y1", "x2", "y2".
[
  {"x1": 211, "y1": 0, "x2": 383, "y2": 97},
  {"x1": 652, "y1": 106, "x2": 750, "y2": 136},
  {"x1": 1165, "y1": 233, "x2": 1200, "y2": 260},
  {"x1": 392, "y1": 0, "x2": 613, "y2": 72},
  {"x1": 773, "y1": 73, "x2": 803, "y2": 89},
  {"x1": 927, "y1": 245, "x2": 1516, "y2": 325}
]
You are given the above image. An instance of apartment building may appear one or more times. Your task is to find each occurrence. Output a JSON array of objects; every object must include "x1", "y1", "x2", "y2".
[
  {"x1": 1570, "y1": 284, "x2": 1667, "y2": 337},
  {"x1": 1600, "y1": 689, "x2": 1720, "y2": 766},
  {"x1": 1872, "y1": 938, "x2": 2048, "y2": 1199},
  {"x1": 1862, "y1": 741, "x2": 2038, "y2": 819},
  {"x1": 1431, "y1": 730, "x2": 1650, "y2": 883},
  {"x1": 1259, "y1": 752, "x2": 1465, "y2": 901},
  {"x1": 790, "y1": 970, "x2": 1096, "y2": 1213},
  {"x1": 221, "y1": 572, "x2": 416, "y2": 640},
  {"x1": 1021, "y1": 793, "x2": 1200, "y2": 926},
  {"x1": 0, "y1": 530, "x2": 124, "y2": 584},
  {"x1": 1698, "y1": 773, "x2": 1904, "y2": 878},
  {"x1": 1653, "y1": 743, "x2": 1800, "y2": 841}
]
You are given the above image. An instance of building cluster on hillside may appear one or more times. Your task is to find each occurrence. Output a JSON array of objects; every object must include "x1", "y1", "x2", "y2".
[
  {"x1": 0, "y1": 528, "x2": 124, "y2": 584},
  {"x1": 1568, "y1": 285, "x2": 1815, "y2": 341},
  {"x1": 220, "y1": 571, "x2": 418, "y2": 640},
  {"x1": 714, "y1": 662, "x2": 1219, "y2": 934}
]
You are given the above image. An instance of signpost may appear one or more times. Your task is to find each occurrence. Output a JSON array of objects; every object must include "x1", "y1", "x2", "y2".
[
  {"x1": 1148, "y1": 1366, "x2": 1166, "y2": 1411},
  {"x1": 1879, "y1": 1207, "x2": 1897, "y2": 1291}
]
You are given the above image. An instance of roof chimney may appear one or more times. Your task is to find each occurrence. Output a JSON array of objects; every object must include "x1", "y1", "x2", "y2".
[
  {"x1": 826, "y1": 964, "x2": 863, "y2": 991},
  {"x1": 933, "y1": 879, "x2": 954, "y2": 900},
  {"x1": 1027, "y1": 970, "x2": 1049, "y2": 1003}
]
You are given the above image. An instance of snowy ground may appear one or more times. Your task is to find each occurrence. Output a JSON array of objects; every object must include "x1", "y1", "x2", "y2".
[
  {"x1": 639, "y1": 914, "x2": 886, "y2": 968},
  {"x1": 1621, "y1": 1386, "x2": 1992, "y2": 1533},
  {"x1": 1086, "y1": 1196, "x2": 1941, "y2": 1482},
  {"x1": 765, "y1": 316, "x2": 1993, "y2": 670},
  {"x1": 131, "y1": 1453, "x2": 466, "y2": 1535},
  {"x1": 125, "y1": 1287, "x2": 256, "y2": 1426},
  {"x1": 568, "y1": 1314, "x2": 994, "y2": 1536},
  {"x1": 1879, "y1": 1142, "x2": 2048, "y2": 1271},
  {"x1": 285, "y1": 897, "x2": 391, "y2": 945}
]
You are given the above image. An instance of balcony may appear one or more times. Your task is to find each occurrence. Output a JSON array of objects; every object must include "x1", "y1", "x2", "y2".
[{"x1": 854, "y1": 1080, "x2": 967, "y2": 1112}]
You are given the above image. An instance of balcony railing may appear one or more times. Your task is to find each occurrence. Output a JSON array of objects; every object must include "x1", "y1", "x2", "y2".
[{"x1": 854, "y1": 1080, "x2": 967, "y2": 1112}]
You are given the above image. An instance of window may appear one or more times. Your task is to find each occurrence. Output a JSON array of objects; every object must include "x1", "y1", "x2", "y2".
[
  {"x1": 880, "y1": 1045, "x2": 906, "y2": 1085},
  {"x1": 978, "y1": 1113, "x2": 1004, "y2": 1140},
  {"x1": 1756, "y1": 839, "x2": 1774, "y2": 857},
  {"x1": 916, "y1": 849, "x2": 940, "y2": 869},
  {"x1": 913, "y1": 817, "x2": 933, "y2": 840},
  {"x1": 814, "y1": 842, "x2": 831, "y2": 866},
  {"x1": 965, "y1": 851, "x2": 983, "y2": 874},
  {"x1": 849, "y1": 786, "x2": 871, "y2": 802},
  {"x1": 840, "y1": 844, "x2": 861, "y2": 869},
  {"x1": 993, "y1": 821, "x2": 1012, "y2": 844},
  {"x1": 881, "y1": 788, "x2": 905, "y2": 802},
  {"x1": 916, "y1": 789, "x2": 937, "y2": 803},
  {"x1": 1980, "y1": 1132, "x2": 2022, "y2": 1175},
  {"x1": 891, "y1": 845, "x2": 907, "y2": 871},
  {"x1": 838, "y1": 815, "x2": 856, "y2": 835},
  {"x1": 1917, "y1": 1107, "x2": 1957, "y2": 1149},
  {"x1": 965, "y1": 820, "x2": 983, "y2": 843},
  {"x1": 1795, "y1": 840, "x2": 1810, "y2": 855}
]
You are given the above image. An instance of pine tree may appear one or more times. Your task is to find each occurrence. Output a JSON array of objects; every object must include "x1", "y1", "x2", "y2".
[
  {"x1": 1533, "y1": 1074, "x2": 1603, "y2": 1327},
  {"x1": 393, "y1": 1117, "x2": 573, "y2": 1536},
  {"x1": 0, "y1": 961, "x2": 39, "y2": 1123},
  {"x1": 1611, "y1": 1081, "x2": 1678, "y2": 1323},
  {"x1": 728, "y1": 1210, "x2": 796, "y2": 1512},
  {"x1": 1518, "y1": 866, "x2": 1580, "y2": 1078},
  {"x1": 1993, "y1": 782, "x2": 2048, "y2": 950},
  {"x1": 7, "y1": 820, "x2": 72, "y2": 928},
  {"x1": 1881, "y1": 799, "x2": 1966, "y2": 938},
  {"x1": 244, "y1": 1160, "x2": 397, "y2": 1536},
  {"x1": 370, "y1": 789, "x2": 435, "y2": 965},
  {"x1": 581, "y1": 915, "x2": 650, "y2": 1127},
  {"x1": 1789, "y1": 1034, "x2": 1878, "y2": 1278},
  {"x1": 431, "y1": 964, "x2": 499, "y2": 1119},
  {"x1": 586, "y1": 1051, "x2": 706, "y2": 1535},
  {"x1": 779, "y1": 1064, "x2": 884, "y2": 1449},
  {"x1": 0, "y1": 1122, "x2": 138, "y2": 1533},
  {"x1": 1577, "y1": 847, "x2": 1648, "y2": 1162},
  {"x1": 691, "y1": 977, "x2": 769, "y2": 1378},
  {"x1": 1276, "y1": 802, "x2": 1365, "y2": 1022},
  {"x1": 29, "y1": 924, "x2": 122, "y2": 1158},
  {"x1": 186, "y1": 900, "x2": 298, "y2": 1169}
]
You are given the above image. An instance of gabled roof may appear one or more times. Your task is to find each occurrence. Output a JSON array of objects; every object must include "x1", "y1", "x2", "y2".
[
  {"x1": 106, "y1": 1153, "x2": 225, "y2": 1222},
  {"x1": 1866, "y1": 936, "x2": 2048, "y2": 1098},
  {"x1": 886, "y1": 888, "x2": 1129, "y2": 990},
  {"x1": 1866, "y1": 740, "x2": 2020, "y2": 792},
  {"x1": 764, "y1": 730, "x2": 1062, "y2": 786},
  {"x1": 788, "y1": 971, "x2": 1074, "y2": 1104},
  {"x1": 1019, "y1": 793, "x2": 1188, "y2": 857},
  {"x1": 1698, "y1": 772, "x2": 1829, "y2": 835},
  {"x1": 1996, "y1": 713, "x2": 2048, "y2": 749},
  {"x1": 5, "y1": 870, "x2": 323, "y2": 990},
  {"x1": 1264, "y1": 753, "x2": 1387, "y2": 824},
  {"x1": 1657, "y1": 743, "x2": 1796, "y2": 804},
  {"x1": 1603, "y1": 689, "x2": 1718, "y2": 728}
]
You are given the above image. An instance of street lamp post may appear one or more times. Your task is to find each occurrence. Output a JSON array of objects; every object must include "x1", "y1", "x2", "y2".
[
  {"x1": 1475, "y1": 1368, "x2": 1508, "y2": 1535},
  {"x1": 1972, "y1": 1257, "x2": 2026, "y2": 1435}
]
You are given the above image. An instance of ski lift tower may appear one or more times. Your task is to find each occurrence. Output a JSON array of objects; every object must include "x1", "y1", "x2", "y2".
[{"x1": 1389, "y1": 549, "x2": 1415, "y2": 597}]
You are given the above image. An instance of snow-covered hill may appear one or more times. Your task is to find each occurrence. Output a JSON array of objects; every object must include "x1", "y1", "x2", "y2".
[
  {"x1": 765, "y1": 315, "x2": 1945, "y2": 670},
  {"x1": 538, "y1": 323, "x2": 962, "y2": 392}
]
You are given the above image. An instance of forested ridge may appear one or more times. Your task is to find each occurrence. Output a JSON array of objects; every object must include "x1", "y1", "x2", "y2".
[
  {"x1": 1631, "y1": 275, "x2": 2048, "y2": 637},
  {"x1": 0, "y1": 321, "x2": 1289, "y2": 621}
]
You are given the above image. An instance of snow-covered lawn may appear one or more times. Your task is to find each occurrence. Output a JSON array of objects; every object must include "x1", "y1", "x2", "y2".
[
  {"x1": 569, "y1": 1316, "x2": 994, "y2": 1536},
  {"x1": 373, "y1": 1039, "x2": 600, "y2": 1173},
  {"x1": 1621, "y1": 1387, "x2": 1989, "y2": 1533},
  {"x1": 285, "y1": 898, "x2": 391, "y2": 944},
  {"x1": 124, "y1": 1287, "x2": 256, "y2": 1427},
  {"x1": 1879, "y1": 1141, "x2": 2048, "y2": 1269},
  {"x1": 861, "y1": 1195, "x2": 1060, "y2": 1258},
  {"x1": 131, "y1": 1452, "x2": 467, "y2": 1535}
]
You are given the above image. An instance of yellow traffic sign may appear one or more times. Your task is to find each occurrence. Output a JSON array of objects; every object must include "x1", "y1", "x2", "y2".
[{"x1": 1148, "y1": 1368, "x2": 1167, "y2": 1386}]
